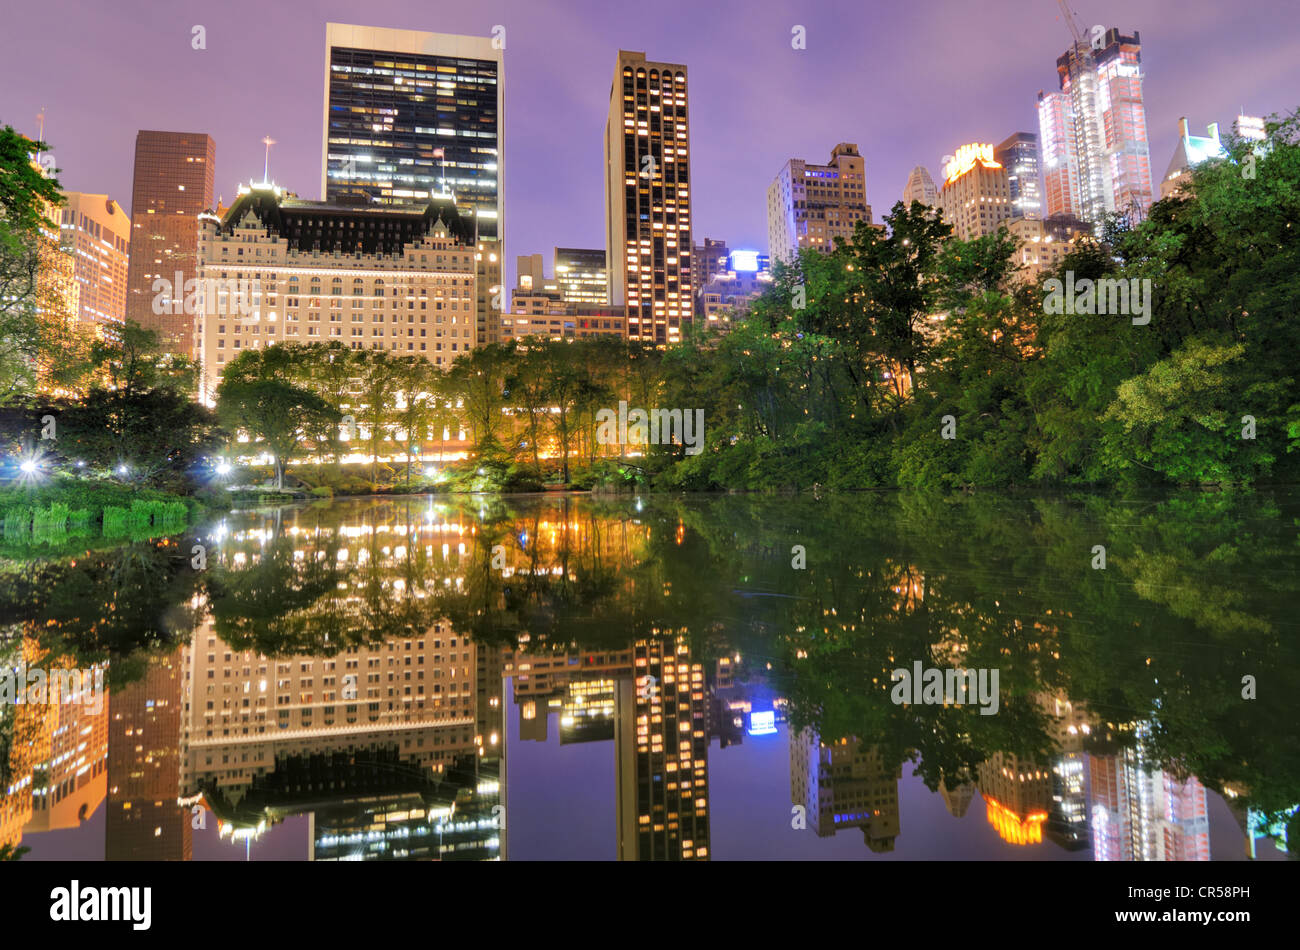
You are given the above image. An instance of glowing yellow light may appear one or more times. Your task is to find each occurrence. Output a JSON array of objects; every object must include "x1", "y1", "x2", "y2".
[{"x1": 943, "y1": 143, "x2": 1001, "y2": 184}]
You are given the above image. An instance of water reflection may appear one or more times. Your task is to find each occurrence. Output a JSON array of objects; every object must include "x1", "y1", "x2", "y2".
[{"x1": 3, "y1": 492, "x2": 1297, "y2": 860}]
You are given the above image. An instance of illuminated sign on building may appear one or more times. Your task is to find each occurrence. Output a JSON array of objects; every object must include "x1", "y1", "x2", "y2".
[
  {"x1": 943, "y1": 143, "x2": 1001, "y2": 184},
  {"x1": 730, "y1": 250, "x2": 761, "y2": 273},
  {"x1": 748, "y1": 710, "x2": 777, "y2": 736}
]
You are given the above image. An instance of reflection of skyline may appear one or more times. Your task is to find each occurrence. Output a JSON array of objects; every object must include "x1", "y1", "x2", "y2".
[
  {"x1": 1089, "y1": 723, "x2": 1210, "y2": 862},
  {"x1": 7, "y1": 493, "x2": 1290, "y2": 861}
]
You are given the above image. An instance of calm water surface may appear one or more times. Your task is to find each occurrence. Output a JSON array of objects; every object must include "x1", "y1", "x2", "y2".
[{"x1": 3, "y1": 492, "x2": 1297, "y2": 861}]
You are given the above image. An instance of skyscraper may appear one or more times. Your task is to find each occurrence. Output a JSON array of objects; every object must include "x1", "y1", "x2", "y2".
[
  {"x1": 321, "y1": 23, "x2": 504, "y2": 343},
  {"x1": 553, "y1": 247, "x2": 608, "y2": 306},
  {"x1": 994, "y1": 132, "x2": 1042, "y2": 220},
  {"x1": 57, "y1": 193, "x2": 131, "y2": 338},
  {"x1": 123, "y1": 130, "x2": 215, "y2": 356},
  {"x1": 767, "y1": 143, "x2": 872, "y2": 264},
  {"x1": 1037, "y1": 28, "x2": 1152, "y2": 225},
  {"x1": 902, "y1": 165, "x2": 939, "y2": 210},
  {"x1": 936, "y1": 143, "x2": 1012, "y2": 240},
  {"x1": 605, "y1": 50, "x2": 693, "y2": 346}
]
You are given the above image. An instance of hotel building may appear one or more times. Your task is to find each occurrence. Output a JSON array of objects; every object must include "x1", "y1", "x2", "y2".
[
  {"x1": 937, "y1": 143, "x2": 1013, "y2": 241},
  {"x1": 57, "y1": 193, "x2": 131, "y2": 337},
  {"x1": 124, "y1": 130, "x2": 216, "y2": 356},
  {"x1": 194, "y1": 183, "x2": 477, "y2": 402},
  {"x1": 766, "y1": 143, "x2": 872, "y2": 263},
  {"x1": 1037, "y1": 28, "x2": 1153, "y2": 225},
  {"x1": 321, "y1": 23, "x2": 504, "y2": 343},
  {"x1": 604, "y1": 51, "x2": 694, "y2": 346}
]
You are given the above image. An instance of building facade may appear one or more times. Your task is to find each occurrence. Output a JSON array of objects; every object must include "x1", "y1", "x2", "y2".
[
  {"x1": 194, "y1": 183, "x2": 478, "y2": 402},
  {"x1": 604, "y1": 51, "x2": 693, "y2": 347},
  {"x1": 767, "y1": 143, "x2": 872, "y2": 264},
  {"x1": 937, "y1": 143, "x2": 1012, "y2": 240},
  {"x1": 902, "y1": 165, "x2": 939, "y2": 210},
  {"x1": 124, "y1": 130, "x2": 215, "y2": 356},
  {"x1": 554, "y1": 247, "x2": 607, "y2": 305},
  {"x1": 994, "y1": 132, "x2": 1042, "y2": 220},
  {"x1": 321, "y1": 23, "x2": 504, "y2": 344},
  {"x1": 57, "y1": 193, "x2": 131, "y2": 337}
]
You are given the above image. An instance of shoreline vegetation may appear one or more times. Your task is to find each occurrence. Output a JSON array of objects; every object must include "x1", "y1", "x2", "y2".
[{"x1": 2, "y1": 111, "x2": 1299, "y2": 509}]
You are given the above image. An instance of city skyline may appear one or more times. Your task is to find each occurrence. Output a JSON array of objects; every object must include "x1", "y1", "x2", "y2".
[{"x1": 3, "y1": 0, "x2": 1296, "y2": 296}]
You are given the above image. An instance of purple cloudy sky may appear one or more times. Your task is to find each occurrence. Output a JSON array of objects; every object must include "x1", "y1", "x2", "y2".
[{"x1": 3, "y1": 0, "x2": 1298, "y2": 290}]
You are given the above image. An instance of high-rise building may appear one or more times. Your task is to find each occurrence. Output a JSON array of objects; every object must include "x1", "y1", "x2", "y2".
[
  {"x1": 554, "y1": 247, "x2": 607, "y2": 305},
  {"x1": 57, "y1": 193, "x2": 131, "y2": 338},
  {"x1": 615, "y1": 633, "x2": 710, "y2": 860},
  {"x1": 194, "y1": 183, "x2": 478, "y2": 401},
  {"x1": 936, "y1": 143, "x2": 1012, "y2": 240},
  {"x1": 994, "y1": 132, "x2": 1042, "y2": 220},
  {"x1": 321, "y1": 23, "x2": 504, "y2": 344},
  {"x1": 604, "y1": 51, "x2": 693, "y2": 347},
  {"x1": 124, "y1": 130, "x2": 215, "y2": 356},
  {"x1": 767, "y1": 143, "x2": 872, "y2": 264},
  {"x1": 902, "y1": 165, "x2": 939, "y2": 210},
  {"x1": 1037, "y1": 28, "x2": 1152, "y2": 226}
]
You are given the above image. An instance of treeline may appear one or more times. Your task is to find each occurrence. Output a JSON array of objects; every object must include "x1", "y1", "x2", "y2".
[{"x1": 659, "y1": 108, "x2": 1300, "y2": 491}]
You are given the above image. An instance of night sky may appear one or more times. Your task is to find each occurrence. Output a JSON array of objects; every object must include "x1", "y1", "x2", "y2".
[{"x1": 3, "y1": 0, "x2": 1299, "y2": 289}]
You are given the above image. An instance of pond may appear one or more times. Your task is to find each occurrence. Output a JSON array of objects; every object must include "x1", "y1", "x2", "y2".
[{"x1": 3, "y1": 491, "x2": 1297, "y2": 861}]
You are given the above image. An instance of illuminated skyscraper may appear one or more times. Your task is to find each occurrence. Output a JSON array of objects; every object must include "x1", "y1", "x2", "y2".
[
  {"x1": 616, "y1": 633, "x2": 710, "y2": 860},
  {"x1": 554, "y1": 247, "x2": 608, "y2": 306},
  {"x1": 1037, "y1": 28, "x2": 1153, "y2": 226},
  {"x1": 994, "y1": 132, "x2": 1042, "y2": 220},
  {"x1": 605, "y1": 51, "x2": 693, "y2": 346},
  {"x1": 124, "y1": 130, "x2": 215, "y2": 356},
  {"x1": 57, "y1": 193, "x2": 131, "y2": 337},
  {"x1": 767, "y1": 143, "x2": 872, "y2": 263},
  {"x1": 321, "y1": 23, "x2": 504, "y2": 343},
  {"x1": 936, "y1": 143, "x2": 1012, "y2": 241}
]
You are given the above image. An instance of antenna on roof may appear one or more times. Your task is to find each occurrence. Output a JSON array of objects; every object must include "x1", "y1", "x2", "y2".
[{"x1": 261, "y1": 136, "x2": 277, "y2": 184}]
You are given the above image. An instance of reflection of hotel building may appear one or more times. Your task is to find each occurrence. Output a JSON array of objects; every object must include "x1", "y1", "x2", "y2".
[
  {"x1": 616, "y1": 633, "x2": 710, "y2": 860},
  {"x1": 107, "y1": 648, "x2": 191, "y2": 860},
  {"x1": 790, "y1": 729, "x2": 901, "y2": 852},
  {"x1": 509, "y1": 648, "x2": 634, "y2": 744},
  {"x1": 1088, "y1": 723, "x2": 1210, "y2": 861},
  {"x1": 179, "y1": 619, "x2": 479, "y2": 798}
]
